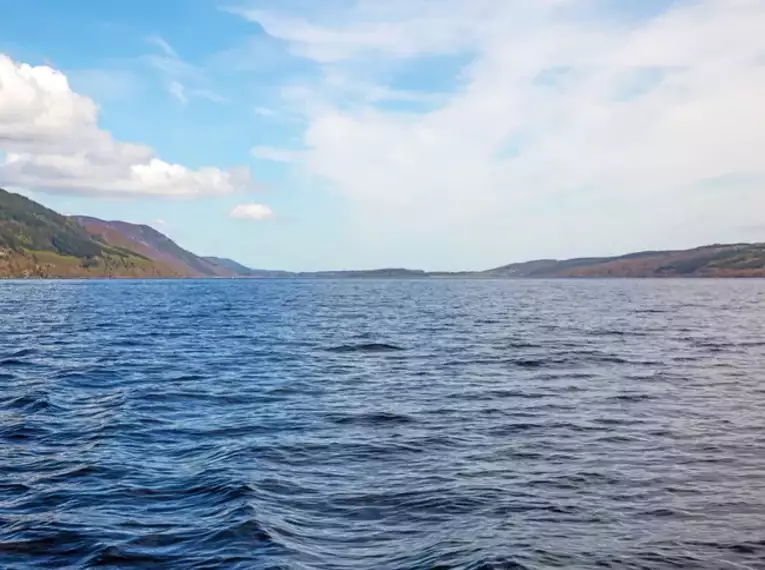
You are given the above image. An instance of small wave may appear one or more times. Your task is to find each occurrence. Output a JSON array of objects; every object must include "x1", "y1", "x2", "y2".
[
  {"x1": 588, "y1": 329, "x2": 628, "y2": 337},
  {"x1": 7, "y1": 348, "x2": 37, "y2": 358},
  {"x1": 720, "y1": 541, "x2": 765, "y2": 555},
  {"x1": 121, "y1": 476, "x2": 255, "y2": 508},
  {"x1": 693, "y1": 341, "x2": 732, "y2": 352},
  {"x1": 466, "y1": 557, "x2": 532, "y2": 570},
  {"x1": 0, "y1": 481, "x2": 32, "y2": 494},
  {"x1": 37, "y1": 464, "x2": 116, "y2": 485},
  {"x1": 1, "y1": 423, "x2": 51, "y2": 442},
  {"x1": 609, "y1": 393, "x2": 656, "y2": 402},
  {"x1": 504, "y1": 341, "x2": 542, "y2": 349},
  {"x1": 488, "y1": 422, "x2": 543, "y2": 435},
  {"x1": 202, "y1": 518, "x2": 273, "y2": 545},
  {"x1": 593, "y1": 356, "x2": 630, "y2": 364},
  {"x1": 168, "y1": 374, "x2": 209, "y2": 383},
  {"x1": 508, "y1": 358, "x2": 546, "y2": 368},
  {"x1": 112, "y1": 338, "x2": 148, "y2": 347},
  {"x1": 2, "y1": 392, "x2": 56, "y2": 413},
  {"x1": 328, "y1": 411, "x2": 416, "y2": 426},
  {"x1": 0, "y1": 528, "x2": 98, "y2": 557},
  {"x1": 326, "y1": 342, "x2": 405, "y2": 353},
  {"x1": 0, "y1": 358, "x2": 36, "y2": 367},
  {"x1": 494, "y1": 501, "x2": 580, "y2": 516},
  {"x1": 487, "y1": 389, "x2": 547, "y2": 400},
  {"x1": 588, "y1": 329, "x2": 651, "y2": 338},
  {"x1": 88, "y1": 544, "x2": 178, "y2": 566},
  {"x1": 689, "y1": 539, "x2": 765, "y2": 556},
  {"x1": 641, "y1": 507, "x2": 684, "y2": 518}
]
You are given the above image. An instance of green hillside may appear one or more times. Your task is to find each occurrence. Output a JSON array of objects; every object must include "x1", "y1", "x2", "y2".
[
  {"x1": 0, "y1": 189, "x2": 173, "y2": 278},
  {"x1": 0, "y1": 189, "x2": 106, "y2": 258}
]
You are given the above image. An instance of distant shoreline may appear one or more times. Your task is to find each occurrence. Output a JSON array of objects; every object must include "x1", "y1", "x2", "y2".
[{"x1": 3, "y1": 188, "x2": 765, "y2": 279}]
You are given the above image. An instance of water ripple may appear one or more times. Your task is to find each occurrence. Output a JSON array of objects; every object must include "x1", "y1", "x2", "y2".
[{"x1": 1, "y1": 279, "x2": 765, "y2": 569}]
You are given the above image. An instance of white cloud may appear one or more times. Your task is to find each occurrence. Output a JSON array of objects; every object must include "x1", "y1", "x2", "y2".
[
  {"x1": 0, "y1": 54, "x2": 252, "y2": 197},
  {"x1": 147, "y1": 35, "x2": 179, "y2": 59},
  {"x1": 233, "y1": 0, "x2": 765, "y2": 265},
  {"x1": 152, "y1": 218, "x2": 173, "y2": 233},
  {"x1": 232, "y1": 1, "x2": 485, "y2": 63},
  {"x1": 230, "y1": 203, "x2": 274, "y2": 220}
]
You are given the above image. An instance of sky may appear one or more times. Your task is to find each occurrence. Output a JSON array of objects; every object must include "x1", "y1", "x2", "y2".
[{"x1": 1, "y1": 0, "x2": 764, "y2": 271}]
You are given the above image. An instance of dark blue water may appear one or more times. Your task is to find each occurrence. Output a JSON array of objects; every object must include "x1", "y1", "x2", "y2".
[{"x1": 1, "y1": 279, "x2": 765, "y2": 569}]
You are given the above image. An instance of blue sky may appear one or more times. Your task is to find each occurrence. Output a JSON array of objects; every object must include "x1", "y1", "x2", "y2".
[{"x1": 1, "y1": 0, "x2": 764, "y2": 270}]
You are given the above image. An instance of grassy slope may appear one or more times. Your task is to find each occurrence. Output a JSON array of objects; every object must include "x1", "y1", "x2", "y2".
[
  {"x1": 74, "y1": 217, "x2": 231, "y2": 277},
  {"x1": 0, "y1": 249, "x2": 178, "y2": 278},
  {"x1": 547, "y1": 244, "x2": 765, "y2": 277},
  {"x1": 0, "y1": 189, "x2": 104, "y2": 258},
  {"x1": 0, "y1": 189, "x2": 180, "y2": 278}
]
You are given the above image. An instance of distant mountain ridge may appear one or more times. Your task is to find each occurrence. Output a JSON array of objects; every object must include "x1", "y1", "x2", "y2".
[
  {"x1": 215, "y1": 246, "x2": 765, "y2": 279},
  {"x1": 252, "y1": 245, "x2": 765, "y2": 279},
  {"x1": 478, "y1": 244, "x2": 765, "y2": 278},
  {"x1": 197, "y1": 244, "x2": 765, "y2": 278},
  {"x1": 197, "y1": 258, "x2": 296, "y2": 278},
  {"x1": 200, "y1": 256, "x2": 256, "y2": 276},
  {"x1": 3, "y1": 188, "x2": 765, "y2": 278}
]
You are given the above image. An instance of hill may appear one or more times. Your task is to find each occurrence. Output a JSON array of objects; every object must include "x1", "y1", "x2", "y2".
[
  {"x1": 73, "y1": 217, "x2": 231, "y2": 277},
  {"x1": 481, "y1": 244, "x2": 765, "y2": 278},
  {"x1": 0, "y1": 189, "x2": 176, "y2": 278}
]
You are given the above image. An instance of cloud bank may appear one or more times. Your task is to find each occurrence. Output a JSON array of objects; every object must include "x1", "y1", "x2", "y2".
[
  {"x1": 0, "y1": 54, "x2": 251, "y2": 197},
  {"x1": 234, "y1": 0, "x2": 765, "y2": 264}
]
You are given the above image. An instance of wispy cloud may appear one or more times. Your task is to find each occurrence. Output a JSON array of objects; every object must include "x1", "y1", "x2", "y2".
[
  {"x1": 152, "y1": 218, "x2": 173, "y2": 233},
  {"x1": 230, "y1": 1, "x2": 480, "y2": 63},
  {"x1": 147, "y1": 34, "x2": 179, "y2": 58},
  {"x1": 145, "y1": 35, "x2": 227, "y2": 105}
]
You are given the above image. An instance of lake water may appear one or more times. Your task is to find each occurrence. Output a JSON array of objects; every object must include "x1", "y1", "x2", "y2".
[{"x1": 1, "y1": 279, "x2": 764, "y2": 569}]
